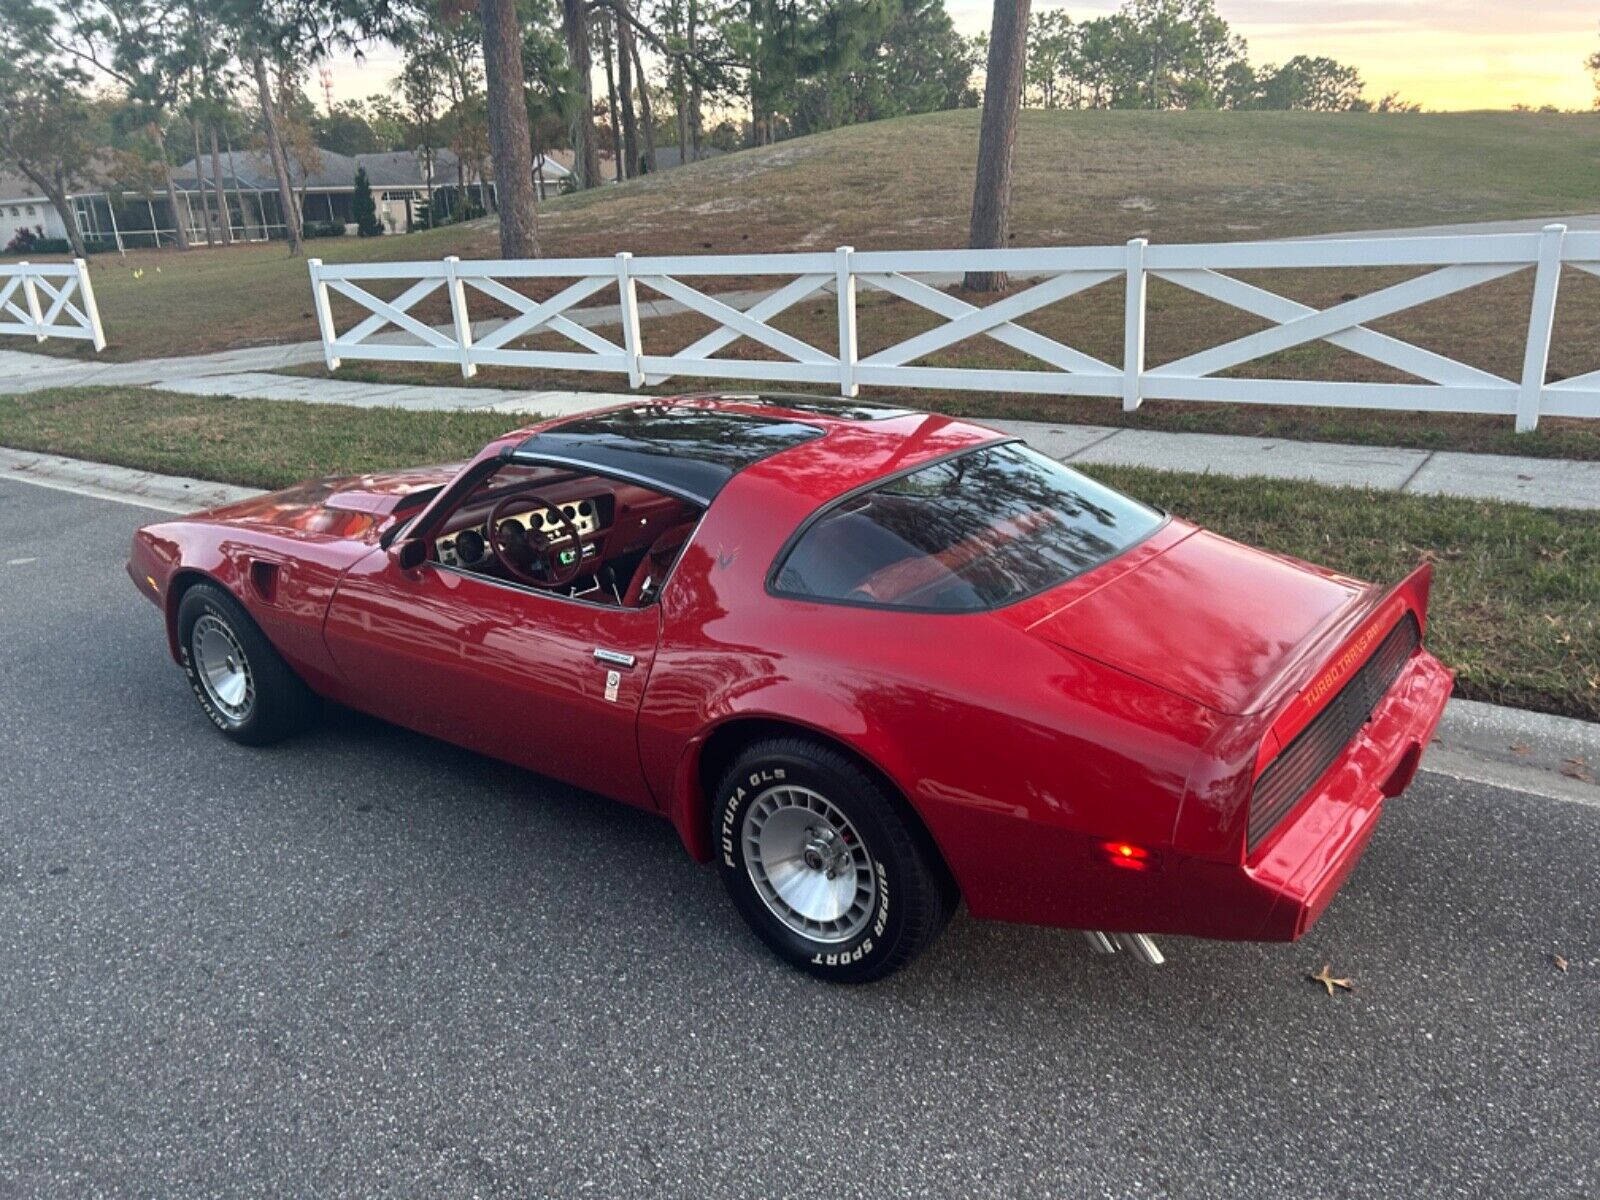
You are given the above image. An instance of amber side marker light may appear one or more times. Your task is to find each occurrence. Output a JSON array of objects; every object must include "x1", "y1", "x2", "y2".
[
  {"x1": 1098, "y1": 841, "x2": 1157, "y2": 871},
  {"x1": 146, "y1": 575, "x2": 159, "y2": 593}
]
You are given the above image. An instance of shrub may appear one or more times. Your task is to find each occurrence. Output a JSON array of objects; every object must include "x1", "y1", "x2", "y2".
[
  {"x1": 352, "y1": 166, "x2": 383, "y2": 237},
  {"x1": 4, "y1": 225, "x2": 70, "y2": 255}
]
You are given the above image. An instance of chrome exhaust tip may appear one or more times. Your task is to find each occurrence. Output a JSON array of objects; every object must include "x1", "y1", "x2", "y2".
[
  {"x1": 1082, "y1": 931, "x2": 1166, "y2": 965},
  {"x1": 1082, "y1": 930, "x2": 1119, "y2": 955}
]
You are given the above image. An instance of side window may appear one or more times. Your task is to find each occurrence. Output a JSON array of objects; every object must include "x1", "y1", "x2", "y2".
[
  {"x1": 428, "y1": 462, "x2": 704, "y2": 608},
  {"x1": 773, "y1": 443, "x2": 1163, "y2": 612}
]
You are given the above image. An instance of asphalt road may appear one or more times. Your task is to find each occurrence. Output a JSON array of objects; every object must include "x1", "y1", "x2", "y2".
[{"x1": 1, "y1": 478, "x2": 1595, "y2": 1200}]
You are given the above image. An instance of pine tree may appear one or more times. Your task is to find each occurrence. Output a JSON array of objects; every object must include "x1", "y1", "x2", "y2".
[{"x1": 352, "y1": 165, "x2": 383, "y2": 237}]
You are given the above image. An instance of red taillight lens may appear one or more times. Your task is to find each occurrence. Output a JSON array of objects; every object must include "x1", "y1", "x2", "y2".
[{"x1": 1098, "y1": 840, "x2": 1156, "y2": 871}]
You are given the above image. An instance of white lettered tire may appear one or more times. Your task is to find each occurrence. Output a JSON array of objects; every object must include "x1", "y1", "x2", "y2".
[
  {"x1": 177, "y1": 582, "x2": 317, "y2": 746},
  {"x1": 715, "y1": 738, "x2": 951, "y2": 983}
]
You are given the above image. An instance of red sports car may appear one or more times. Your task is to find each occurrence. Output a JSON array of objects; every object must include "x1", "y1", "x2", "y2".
[{"x1": 129, "y1": 396, "x2": 1452, "y2": 981}]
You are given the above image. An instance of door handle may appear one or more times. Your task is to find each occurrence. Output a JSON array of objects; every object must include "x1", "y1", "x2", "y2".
[{"x1": 593, "y1": 648, "x2": 636, "y2": 669}]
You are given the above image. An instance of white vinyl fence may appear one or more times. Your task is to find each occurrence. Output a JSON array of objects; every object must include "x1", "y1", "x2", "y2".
[
  {"x1": 0, "y1": 260, "x2": 107, "y2": 351},
  {"x1": 308, "y1": 223, "x2": 1600, "y2": 432}
]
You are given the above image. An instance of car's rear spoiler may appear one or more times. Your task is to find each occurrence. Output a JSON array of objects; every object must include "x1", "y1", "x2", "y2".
[{"x1": 1257, "y1": 562, "x2": 1434, "y2": 764}]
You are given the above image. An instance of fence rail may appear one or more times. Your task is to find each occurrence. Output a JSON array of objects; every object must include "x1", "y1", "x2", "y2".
[
  {"x1": 0, "y1": 260, "x2": 106, "y2": 350},
  {"x1": 308, "y1": 223, "x2": 1599, "y2": 432}
]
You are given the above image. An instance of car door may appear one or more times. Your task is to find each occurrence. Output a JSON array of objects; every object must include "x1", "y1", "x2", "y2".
[{"x1": 322, "y1": 546, "x2": 662, "y2": 810}]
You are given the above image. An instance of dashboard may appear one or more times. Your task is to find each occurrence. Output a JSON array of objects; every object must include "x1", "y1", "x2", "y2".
[{"x1": 436, "y1": 498, "x2": 603, "y2": 568}]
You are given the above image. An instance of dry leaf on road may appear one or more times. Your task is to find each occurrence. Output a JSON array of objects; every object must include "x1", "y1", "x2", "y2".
[{"x1": 1310, "y1": 965, "x2": 1354, "y2": 996}]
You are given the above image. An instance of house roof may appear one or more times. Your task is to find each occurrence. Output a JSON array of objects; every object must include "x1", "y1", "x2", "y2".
[
  {"x1": 172, "y1": 148, "x2": 365, "y2": 192},
  {"x1": 358, "y1": 149, "x2": 568, "y2": 186},
  {"x1": 0, "y1": 152, "x2": 132, "y2": 203},
  {"x1": 0, "y1": 172, "x2": 49, "y2": 205}
]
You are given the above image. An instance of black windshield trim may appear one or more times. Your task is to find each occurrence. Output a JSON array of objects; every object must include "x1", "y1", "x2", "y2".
[
  {"x1": 506, "y1": 451, "x2": 712, "y2": 507},
  {"x1": 764, "y1": 439, "x2": 1170, "y2": 616}
]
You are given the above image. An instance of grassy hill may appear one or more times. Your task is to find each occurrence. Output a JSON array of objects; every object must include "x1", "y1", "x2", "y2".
[{"x1": 40, "y1": 109, "x2": 1600, "y2": 362}]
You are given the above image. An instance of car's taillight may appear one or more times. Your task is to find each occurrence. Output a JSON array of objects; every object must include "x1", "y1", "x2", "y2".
[{"x1": 1097, "y1": 840, "x2": 1158, "y2": 871}]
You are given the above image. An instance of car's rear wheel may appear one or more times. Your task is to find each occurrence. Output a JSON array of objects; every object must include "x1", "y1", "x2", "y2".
[
  {"x1": 177, "y1": 582, "x2": 316, "y2": 746},
  {"x1": 714, "y1": 738, "x2": 951, "y2": 983}
]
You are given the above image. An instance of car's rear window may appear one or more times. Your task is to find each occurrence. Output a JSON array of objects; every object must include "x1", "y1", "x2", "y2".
[{"x1": 772, "y1": 443, "x2": 1164, "y2": 612}]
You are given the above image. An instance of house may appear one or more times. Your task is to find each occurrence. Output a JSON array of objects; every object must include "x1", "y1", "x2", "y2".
[
  {"x1": 2, "y1": 147, "x2": 573, "y2": 253},
  {"x1": 0, "y1": 174, "x2": 72, "y2": 248},
  {"x1": 166, "y1": 148, "x2": 570, "y2": 242}
]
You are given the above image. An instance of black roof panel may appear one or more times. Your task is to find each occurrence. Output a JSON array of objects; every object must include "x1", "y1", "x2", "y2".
[{"x1": 513, "y1": 404, "x2": 825, "y2": 503}]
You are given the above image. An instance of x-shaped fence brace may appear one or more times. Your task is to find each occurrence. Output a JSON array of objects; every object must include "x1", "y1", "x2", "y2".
[
  {"x1": 308, "y1": 226, "x2": 1597, "y2": 432},
  {"x1": 0, "y1": 262, "x2": 105, "y2": 350},
  {"x1": 1145, "y1": 264, "x2": 1520, "y2": 400}
]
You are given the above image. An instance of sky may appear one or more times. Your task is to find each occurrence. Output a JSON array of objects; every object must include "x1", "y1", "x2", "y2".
[{"x1": 322, "y1": 0, "x2": 1596, "y2": 113}]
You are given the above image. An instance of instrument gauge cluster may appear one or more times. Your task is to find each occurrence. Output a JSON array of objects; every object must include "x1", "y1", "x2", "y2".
[{"x1": 436, "y1": 499, "x2": 601, "y2": 567}]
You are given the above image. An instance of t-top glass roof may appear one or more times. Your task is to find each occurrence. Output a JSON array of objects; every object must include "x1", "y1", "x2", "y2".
[{"x1": 513, "y1": 405, "x2": 825, "y2": 503}]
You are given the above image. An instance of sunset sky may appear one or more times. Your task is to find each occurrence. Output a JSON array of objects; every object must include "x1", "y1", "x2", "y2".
[
  {"x1": 323, "y1": 0, "x2": 1596, "y2": 113},
  {"x1": 954, "y1": 0, "x2": 1595, "y2": 111}
]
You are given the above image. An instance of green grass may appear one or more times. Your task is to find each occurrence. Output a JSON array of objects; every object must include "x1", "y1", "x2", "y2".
[
  {"x1": 0, "y1": 386, "x2": 513, "y2": 488},
  {"x1": 3, "y1": 385, "x2": 1595, "y2": 722},
  {"x1": 29, "y1": 109, "x2": 1600, "y2": 364}
]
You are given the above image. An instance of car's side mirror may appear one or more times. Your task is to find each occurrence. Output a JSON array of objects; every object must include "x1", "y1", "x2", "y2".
[{"x1": 388, "y1": 538, "x2": 427, "y2": 572}]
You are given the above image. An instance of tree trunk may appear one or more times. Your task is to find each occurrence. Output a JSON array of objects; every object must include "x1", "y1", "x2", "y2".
[
  {"x1": 150, "y1": 125, "x2": 191, "y2": 251},
  {"x1": 615, "y1": 10, "x2": 640, "y2": 178},
  {"x1": 252, "y1": 54, "x2": 303, "y2": 255},
  {"x1": 480, "y1": 0, "x2": 540, "y2": 257},
  {"x1": 561, "y1": 0, "x2": 603, "y2": 188},
  {"x1": 964, "y1": 0, "x2": 1031, "y2": 292},
  {"x1": 673, "y1": 60, "x2": 690, "y2": 162},
  {"x1": 223, "y1": 127, "x2": 251, "y2": 239},
  {"x1": 687, "y1": 0, "x2": 703, "y2": 159},
  {"x1": 208, "y1": 125, "x2": 234, "y2": 245},
  {"x1": 600, "y1": 16, "x2": 623, "y2": 181},
  {"x1": 627, "y1": 17, "x2": 657, "y2": 174},
  {"x1": 189, "y1": 117, "x2": 217, "y2": 244},
  {"x1": 16, "y1": 161, "x2": 87, "y2": 258}
]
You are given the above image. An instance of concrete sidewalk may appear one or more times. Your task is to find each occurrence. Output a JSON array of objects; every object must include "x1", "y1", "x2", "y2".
[
  {"x1": 1003, "y1": 418, "x2": 1600, "y2": 510},
  {"x1": 0, "y1": 281, "x2": 781, "y2": 395},
  {"x1": 4, "y1": 347, "x2": 1598, "y2": 510}
]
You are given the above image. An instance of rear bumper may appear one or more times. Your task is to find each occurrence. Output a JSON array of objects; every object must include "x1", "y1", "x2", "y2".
[{"x1": 1178, "y1": 648, "x2": 1453, "y2": 941}]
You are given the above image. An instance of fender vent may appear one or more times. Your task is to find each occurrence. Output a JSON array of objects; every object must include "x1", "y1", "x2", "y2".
[
  {"x1": 249, "y1": 559, "x2": 280, "y2": 603},
  {"x1": 1248, "y1": 614, "x2": 1421, "y2": 852}
]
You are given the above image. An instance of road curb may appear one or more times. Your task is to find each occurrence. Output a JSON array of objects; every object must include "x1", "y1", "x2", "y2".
[
  {"x1": 1424, "y1": 699, "x2": 1600, "y2": 807},
  {"x1": 0, "y1": 446, "x2": 263, "y2": 514},
  {"x1": 2, "y1": 443, "x2": 1595, "y2": 803}
]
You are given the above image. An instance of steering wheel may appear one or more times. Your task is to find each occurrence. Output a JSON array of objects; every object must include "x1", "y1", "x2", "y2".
[{"x1": 487, "y1": 494, "x2": 587, "y2": 588}]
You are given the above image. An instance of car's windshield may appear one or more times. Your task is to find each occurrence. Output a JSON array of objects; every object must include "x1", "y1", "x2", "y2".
[{"x1": 773, "y1": 443, "x2": 1164, "y2": 612}]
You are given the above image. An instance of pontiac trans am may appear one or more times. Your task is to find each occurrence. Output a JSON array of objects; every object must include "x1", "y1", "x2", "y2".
[{"x1": 128, "y1": 395, "x2": 1453, "y2": 981}]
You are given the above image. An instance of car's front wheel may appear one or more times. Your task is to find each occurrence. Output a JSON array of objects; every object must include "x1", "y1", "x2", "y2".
[
  {"x1": 715, "y1": 738, "x2": 952, "y2": 983},
  {"x1": 177, "y1": 582, "x2": 316, "y2": 746}
]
